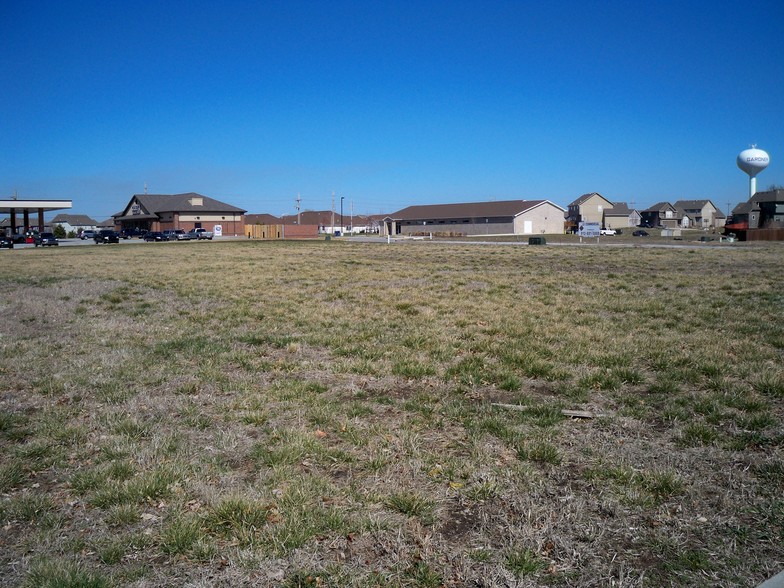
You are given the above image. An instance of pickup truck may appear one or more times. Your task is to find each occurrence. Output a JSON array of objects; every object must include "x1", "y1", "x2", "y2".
[
  {"x1": 600, "y1": 229, "x2": 617, "y2": 236},
  {"x1": 163, "y1": 229, "x2": 191, "y2": 241},
  {"x1": 188, "y1": 228, "x2": 213, "y2": 240}
]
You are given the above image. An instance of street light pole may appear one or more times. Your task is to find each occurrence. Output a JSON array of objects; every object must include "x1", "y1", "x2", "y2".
[{"x1": 340, "y1": 196, "x2": 344, "y2": 236}]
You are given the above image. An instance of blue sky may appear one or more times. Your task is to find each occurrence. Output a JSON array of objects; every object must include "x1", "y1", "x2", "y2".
[{"x1": 2, "y1": 1, "x2": 782, "y2": 219}]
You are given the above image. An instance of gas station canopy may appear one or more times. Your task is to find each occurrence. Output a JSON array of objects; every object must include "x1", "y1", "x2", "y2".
[{"x1": 0, "y1": 199, "x2": 73, "y2": 232}]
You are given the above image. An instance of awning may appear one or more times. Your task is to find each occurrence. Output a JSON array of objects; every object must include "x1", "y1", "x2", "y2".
[{"x1": 113, "y1": 214, "x2": 159, "y2": 221}]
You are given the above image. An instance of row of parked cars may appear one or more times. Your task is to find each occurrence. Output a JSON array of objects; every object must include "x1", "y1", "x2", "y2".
[
  {"x1": 79, "y1": 228, "x2": 214, "y2": 243},
  {"x1": 0, "y1": 232, "x2": 60, "y2": 248}
]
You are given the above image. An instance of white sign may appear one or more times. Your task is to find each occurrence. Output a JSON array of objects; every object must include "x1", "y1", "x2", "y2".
[
  {"x1": 213, "y1": 225, "x2": 223, "y2": 237},
  {"x1": 578, "y1": 222, "x2": 600, "y2": 237}
]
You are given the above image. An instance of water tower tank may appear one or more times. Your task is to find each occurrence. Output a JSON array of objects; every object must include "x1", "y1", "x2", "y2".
[{"x1": 737, "y1": 147, "x2": 770, "y2": 197}]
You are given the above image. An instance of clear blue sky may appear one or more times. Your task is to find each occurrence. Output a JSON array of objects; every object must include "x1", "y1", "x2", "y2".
[{"x1": 2, "y1": 0, "x2": 782, "y2": 219}]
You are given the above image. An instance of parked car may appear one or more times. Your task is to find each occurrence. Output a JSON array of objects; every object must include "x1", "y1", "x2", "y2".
[
  {"x1": 94, "y1": 230, "x2": 120, "y2": 244},
  {"x1": 11, "y1": 234, "x2": 27, "y2": 244},
  {"x1": 121, "y1": 227, "x2": 146, "y2": 239},
  {"x1": 600, "y1": 229, "x2": 616, "y2": 236},
  {"x1": 144, "y1": 231, "x2": 167, "y2": 242},
  {"x1": 81, "y1": 230, "x2": 96, "y2": 240},
  {"x1": 34, "y1": 232, "x2": 59, "y2": 247},
  {"x1": 0, "y1": 236, "x2": 13, "y2": 249},
  {"x1": 167, "y1": 229, "x2": 191, "y2": 241},
  {"x1": 632, "y1": 230, "x2": 649, "y2": 237}
]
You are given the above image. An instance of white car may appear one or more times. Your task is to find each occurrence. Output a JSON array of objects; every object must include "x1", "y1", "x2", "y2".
[{"x1": 600, "y1": 229, "x2": 616, "y2": 236}]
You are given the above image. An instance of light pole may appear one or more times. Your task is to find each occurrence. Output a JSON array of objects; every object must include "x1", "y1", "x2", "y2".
[{"x1": 340, "y1": 196, "x2": 344, "y2": 236}]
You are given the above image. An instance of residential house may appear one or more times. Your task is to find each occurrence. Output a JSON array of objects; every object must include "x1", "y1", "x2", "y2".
[
  {"x1": 728, "y1": 189, "x2": 784, "y2": 231},
  {"x1": 112, "y1": 192, "x2": 246, "y2": 236},
  {"x1": 50, "y1": 214, "x2": 98, "y2": 235},
  {"x1": 382, "y1": 199, "x2": 566, "y2": 237},
  {"x1": 673, "y1": 200, "x2": 725, "y2": 229},
  {"x1": 565, "y1": 192, "x2": 614, "y2": 232},
  {"x1": 640, "y1": 202, "x2": 680, "y2": 228},
  {"x1": 603, "y1": 203, "x2": 641, "y2": 230}
]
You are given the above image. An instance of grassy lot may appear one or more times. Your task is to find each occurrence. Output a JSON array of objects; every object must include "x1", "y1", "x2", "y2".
[{"x1": 0, "y1": 239, "x2": 782, "y2": 587}]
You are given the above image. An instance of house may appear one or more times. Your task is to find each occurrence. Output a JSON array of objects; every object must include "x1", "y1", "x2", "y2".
[
  {"x1": 640, "y1": 202, "x2": 680, "y2": 228},
  {"x1": 381, "y1": 199, "x2": 566, "y2": 237},
  {"x1": 727, "y1": 189, "x2": 784, "y2": 236},
  {"x1": 50, "y1": 214, "x2": 98, "y2": 235},
  {"x1": 673, "y1": 200, "x2": 725, "y2": 229},
  {"x1": 603, "y1": 203, "x2": 641, "y2": 230},
  {"x1": 112, "y1": 192, "x2": 246, "y2": 236},
  {"x1": 565, "y1": 193, "x2": 614, "y2": 232}
]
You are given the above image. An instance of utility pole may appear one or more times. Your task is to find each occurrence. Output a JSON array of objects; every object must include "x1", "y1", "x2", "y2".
[
  {"x1": 340, "y1": 196, "x2": 344, "y2": 236},
  {"x1": 726, "y1": 201, "x2": 731, "y2": 217},
  {"x1": 331, "y1": 192, "x2": 335, "y2": 235},
  {"x1": 350, "y1": 200, "x2": 353, "y2": 235},
  {"x1": 296, "y1": 193, "x2": 301, "y2": 225}
]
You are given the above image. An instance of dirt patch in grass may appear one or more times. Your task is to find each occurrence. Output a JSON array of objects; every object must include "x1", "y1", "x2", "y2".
[{"x1": 0, "y1": 241, "x2": 782, "y2": 587}]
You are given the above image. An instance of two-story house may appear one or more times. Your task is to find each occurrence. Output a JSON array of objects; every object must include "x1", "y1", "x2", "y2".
[
  {"x1": 640, "y1": 202, "x2": 680, "y2": 229},
  {"x1": 565, "y1": 193, "x2": 614, "y2": 232},
  {"x1": 673, "y1": 200, "x2": 725, "y2": 229}
]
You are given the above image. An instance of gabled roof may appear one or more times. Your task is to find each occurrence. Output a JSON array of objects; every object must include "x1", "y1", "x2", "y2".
[
  {"x1": 642, "y1": 201, "x2": 676, "y2": 213},
  {"x1": 568, "y1": 192, "x2": 614, "y2": 207},
  {"x1": 389, "y1": 199, "x2": 564, "y2": 221},
  {"x1": 50, "y1": 214, "x2": 98, "y2": 225},
  {"x1": 673, "y1": 199, "x2": 715, "y2": 210},
  {"x1": 733, "y1": 201, "x2": 761, "y2": 214},
  {"x1": 605, "y1": 202, "x2": 634, "y2": 216},
  {"x1": 280, "y1": 210, "x2": 336, "y2": 226},
  {"x1": 245, "y1": 213, "x2": 282, "y2": 225},
  {"x1": 750, "y1": 189, "x2": 784, "y2": 203},
  {"x1": 278, "y1": 210, "x2": 381, "y2": 226},
  {"x1": 114, "y1": 193, "x2": 246, "y2": 220},
  {"x1": 135, "y1": 192, "x2": 246, "y2": 214}
]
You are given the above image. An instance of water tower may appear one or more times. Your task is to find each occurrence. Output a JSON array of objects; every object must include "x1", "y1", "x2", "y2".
[{"x1": 737, "y1": 146, "x2": 770, "y2": 197}]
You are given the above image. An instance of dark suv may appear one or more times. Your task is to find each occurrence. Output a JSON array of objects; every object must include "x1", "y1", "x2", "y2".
[{"x1": 94, "y1": 230, "x2": 120, "y2": 244}]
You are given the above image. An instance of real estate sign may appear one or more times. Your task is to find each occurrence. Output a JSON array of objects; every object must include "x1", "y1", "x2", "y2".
[{"x1": 578, "y1": 222, "x2": 600, "y2": 237}]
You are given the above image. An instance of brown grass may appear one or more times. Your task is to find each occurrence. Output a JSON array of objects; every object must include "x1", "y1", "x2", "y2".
[{"x1": 0, "y1": 239, "x2": 782, "y2": 587}]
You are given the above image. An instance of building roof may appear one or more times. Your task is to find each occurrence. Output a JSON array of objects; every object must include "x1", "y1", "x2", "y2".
[
  {"x1": 750, "y1": 188, "x2": 784, "y2": 203},
  {"x1": 389, "y1": 199, "x2": 564, "y2": 221},
  {"x1": 245, "y1": 213, "x2": 282, "y2": 225},
  {"x1": 278, "y1": 210, "x2": 378, "y2": 226},
  {"x1": 732, "y1": 201, "x2": 760, "y2": 215},
  {"x1": 672, "y1": 199, "x2": 725, "y2": 217},
  {"x1": 605, "y1": 202, "x2": 634, "y2": 216},
  {"x1": 673, "y1": 199, "x2": 712, "y2": 210},
  {"x1": 568, "y1": 192, "x2": 613, "y2": 207},
  {"x1": 136, "y1": 192, "x2": 246, "y2": 213},
  {"x1": 642, "y1": 201, "x2": 676, "y2": 213},
  {"x1": 50, "y1": 214, "x2": 98, "y2": 225},
  {"x1": 113, "y1": 192, "x2": 246, "y2": 220}
]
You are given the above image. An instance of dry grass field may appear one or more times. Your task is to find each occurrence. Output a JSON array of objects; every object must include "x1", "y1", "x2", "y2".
[{"x1": 0, "y1": 239, "x2": 782, "y2": 587}]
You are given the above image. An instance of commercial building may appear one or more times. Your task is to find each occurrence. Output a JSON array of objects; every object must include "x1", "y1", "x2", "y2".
[
  {"x1": 112, "y1": 192, "x2": 246, "y2": 236},
  {"x1": 381, "y1": 199, "x2": 566, "y2": 237}
]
